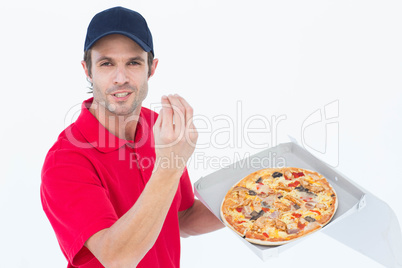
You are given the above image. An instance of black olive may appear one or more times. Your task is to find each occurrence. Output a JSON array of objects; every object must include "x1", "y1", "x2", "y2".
[
  {"x1": 272, "y1": 172, "x2": 283, "y2": 178},
  {"x1": 255, "y1": 177, "x2": 263, "y2": 183},
  {"x1": 278, "y1": 195, "x2": 283, "y2": 199},
  {"x1": 304, "y1": 216, "x2": 316, "y2": 222},
  {"x1": 293, "y1": 204, "x2": 301, "y2": 210},
  {"x1": 250, "y1": 210, "x2": 259, "y2": 217},
  {"x1": 248, "y1": 190, "x2": 257, "y2": 196},
  {"x1": 295, "y1": 186, "x2": 316, "y2": 196},
  {"x1": 250, "y1": 210, "x2": 265, "y2": 221},
  {"x1": 295, "y1": 185, "x2": 307, "y2": 192}
]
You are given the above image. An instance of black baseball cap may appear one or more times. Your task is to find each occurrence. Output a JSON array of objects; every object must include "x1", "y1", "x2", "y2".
[{"x1": 84, "y1": 6, "x2": 154, "y2": 56}]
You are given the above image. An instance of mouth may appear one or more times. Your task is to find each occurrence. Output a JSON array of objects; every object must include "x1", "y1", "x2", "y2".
[
  {"x1": 114, "y1": 92, "x2": 130, "y2": 97},
  {"x1": 111, "y1": 91, "x2": 132, "y2": 101}
]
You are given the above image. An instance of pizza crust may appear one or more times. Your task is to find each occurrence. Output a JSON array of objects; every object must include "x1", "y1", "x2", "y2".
[{"x1": 220, "y1": 208, "x2": 247, "y2": 237}]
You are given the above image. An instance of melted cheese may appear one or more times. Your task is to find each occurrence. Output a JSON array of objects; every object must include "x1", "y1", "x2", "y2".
[{"x1": 269, "y1": 228, "x2": 279, "y2": 238}]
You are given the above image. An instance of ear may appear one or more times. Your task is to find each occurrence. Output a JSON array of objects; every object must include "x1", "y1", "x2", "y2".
[
  {"x1": 81, "y1": 60, "x2": 92, "y2": 82},
  {"x1": 148, "y1": 58, "x2": 159, "y2": 79}
]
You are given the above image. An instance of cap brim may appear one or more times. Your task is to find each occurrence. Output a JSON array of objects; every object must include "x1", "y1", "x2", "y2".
[{"x1": 85, "y1": 31, "x2": 153, "y2": 55}]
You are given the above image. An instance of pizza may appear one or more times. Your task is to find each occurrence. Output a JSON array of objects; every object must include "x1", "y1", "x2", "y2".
[{"x1": 220, "y1": 167, "x2": 338, "y2": 245}]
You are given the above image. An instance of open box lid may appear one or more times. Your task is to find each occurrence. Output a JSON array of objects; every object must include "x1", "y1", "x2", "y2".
[{"x1": 194, "y1": 142, "x2": 402, "y2": 267}]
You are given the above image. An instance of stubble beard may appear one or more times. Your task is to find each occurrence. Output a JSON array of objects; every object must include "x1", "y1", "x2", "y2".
[{"x1": 93, "y1": 82, "x2": 149, "y2": 117}]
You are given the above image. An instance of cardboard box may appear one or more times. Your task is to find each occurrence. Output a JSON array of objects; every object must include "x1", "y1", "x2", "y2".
[{"x1": 194, "y1": 142, "x2": 402, "y2": 267}]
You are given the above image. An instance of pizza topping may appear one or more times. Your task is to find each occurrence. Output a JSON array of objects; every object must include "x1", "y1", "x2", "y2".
[
  {"x1": 298, "y1": 190, "x2": 317, "y2": 202},
  {"x1": 307, "y1": 173, "x2": 320, "y2": 180},
  {"x1": 242, "y1": 205, "x2": 253, "y2": 218},
  {"x1": 295, "y1": 185, "x2": 317, "y2": 197},
  {"x1": 293, "y1": 204, "x2": 301, "y2": 210},
  {"x1": 309, "y1": 185, "x2": 325, "y2": 193},
  {"x1": 255, "y1": 177, "x2": 263, "y2": 184},
  {"x1": 261, "y1": 207, "x2": 270, "y2": 213},
  {"x1": 250, "y1": 210, "x2": 265, "y2": 221},
  {"x1": 292, "y1": 172, "x2": 304, "y2": 178},
  {"x1": 287, "y1": 228, "x2": 300, "y2": 235},
  {"x1": 257, "y1": 193, "x2": 269, "y2": 199},
  {"x1": 285, "y1": 195, "x2": 303, "y2": 207},
  {"x1": 297, "y1": 221, "x2": 306, "y2": 230},
  {"x1": 256, "y1": 184, "x2": 272, "y2": 196},
  {"x1": 300, "y1": 179, "x2": 325, "y2": 193},
  {"x1": 261, "y1": 200, "x2": 270, "y2": 209},
  {"x1": 292, "y1": 212, "x2": 302, "y2": 218},
  {"x1": 285, "y1": 220, "x2": 300, "y2": 234},
  {"x1": 316, "y1": 203, "x2": 327, "y2": 209},
  {"x1": 297, "y1": 217, "x2": 308, "y2": 231},
  {"x1": 310, "y1": 210, "x2": 321, "y2": 215},
  {"x1": 233, "y1": 186, "x2": 249, "y2": 202},
  {"x1": 276, "y1": 182, "x2": 292, "y2": 192},
  {"x1": 248, "y1": 190, "x2": 257, "y2": 196},
  {"x1": 304, "y1": 221, "x2": 320, "y2": 232},
  {"x1": 274, "y1": 201, "x2": 291, "y2": 212},
  {"x1": 274, "y1": 219, "x2": 287, "y2": 231},
  {"x1": 287, "y1": 181, "x2": 300, "y2": 187},
  {"x1": 284, "y1": 170, "x2": 293, "y2": 180},
  {"x1": 262, "y1": 195, "x2": 277, "y2": 207},
  {"x1": 233, "y1": 186, "x2": 247, "y2": 191},
  {"x1": 304, "y1": 216, "x2": 316, "y2": 222},
  {"x1": 256, "y1": 184, "x2": 271, "y2": 195},
  {"x1": 253, "y1": 216, "x2": 270, "y2": 229},
  {"x1": 272, "y1": 172, "x2": 283, "y2": 178},
  {"x1": 267, "y1": 211, "x2": 280, "y2": 219},
  {"x1": 295, "y1": 185, "x2": 309, "y2": 192},
  {"x1": 250, "y1": 210, "x2": 259, "y2": 218},
  {"x1": 252, "y1": 199, "x2": 262, "y2": 212},
  {"x1": 305, "y1": 201, "x2": 317, "y2": 210}
]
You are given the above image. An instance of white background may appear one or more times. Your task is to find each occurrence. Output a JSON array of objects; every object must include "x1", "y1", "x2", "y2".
[{"x1": 1, "y1": 0, "x2": 401, "y2": 267}]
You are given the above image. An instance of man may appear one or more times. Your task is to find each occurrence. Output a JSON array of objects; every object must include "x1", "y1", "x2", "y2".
[{"x1": 41, "y1": 6, "x2": 223, "y2": 268}]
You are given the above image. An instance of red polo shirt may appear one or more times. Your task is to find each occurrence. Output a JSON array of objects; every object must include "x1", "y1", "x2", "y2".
[{"x1": 41, "y1": 98, "x2": 194, "y2": 268}]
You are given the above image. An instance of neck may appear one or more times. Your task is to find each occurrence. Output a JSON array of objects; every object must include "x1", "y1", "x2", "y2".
[{"x1": 89, "y1": 102, "x2": 141, "y2": 141}]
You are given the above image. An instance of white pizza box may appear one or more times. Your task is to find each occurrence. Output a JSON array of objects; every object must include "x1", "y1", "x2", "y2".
[{"x1": 194, "y1": 141, "x2": 402, "y2": 267}]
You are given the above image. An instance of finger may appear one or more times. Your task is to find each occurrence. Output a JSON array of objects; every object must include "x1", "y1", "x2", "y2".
[
  {"x1": 161, "y1": 95, "x2": 173, "y2": 129},
  {"x1": 167, "y1": 94, "x2": 185, "y2": 134},
  {"x1": 155, "y1": 107, "x2": 163, "y2": 128},
  {"x1": 175, "y1": 94, "x2": 194, "y2": 127},
  {"x1": 175, "y1": 95, "x2": 197, "y2": 146}
]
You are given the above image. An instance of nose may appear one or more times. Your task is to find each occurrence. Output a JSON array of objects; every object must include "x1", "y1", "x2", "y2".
[{"x1": 113, "y1": 65, "x2": 129, "y2": 85}]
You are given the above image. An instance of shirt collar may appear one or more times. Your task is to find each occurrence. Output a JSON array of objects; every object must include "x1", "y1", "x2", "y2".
[{"x1": 75, "y1": 98, "x2": 146, "y2": 153}]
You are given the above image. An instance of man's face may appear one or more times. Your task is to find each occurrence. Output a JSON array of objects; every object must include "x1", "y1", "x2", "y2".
[{"x1": 83, "y1": 34, "x2": 156, "y2": 117}]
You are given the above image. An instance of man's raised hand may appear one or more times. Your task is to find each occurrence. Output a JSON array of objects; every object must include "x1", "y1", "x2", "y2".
[{"x1": 153, "y1": 94, "x2": 198, "y2": 173}]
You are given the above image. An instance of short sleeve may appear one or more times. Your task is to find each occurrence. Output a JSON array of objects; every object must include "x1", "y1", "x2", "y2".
[
  {"x1": 40, "y1": 149, "x2": 118, "y2": 266},
  {"x1": 178, "y1": 167, "x2": 195, "y2": 211}
]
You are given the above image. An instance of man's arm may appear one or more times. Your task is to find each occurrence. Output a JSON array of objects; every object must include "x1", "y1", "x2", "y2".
[
  {"x1": 84, "y1": 94, "x2": 198, "y2": 268},
  {"x1": 178, "y1": 199, "x2": 224, "y2": 238}
]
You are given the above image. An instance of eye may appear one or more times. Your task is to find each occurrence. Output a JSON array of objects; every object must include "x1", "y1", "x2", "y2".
[
  {"x1": 128, "y1": 61, "x2": 140, "y2": 66},
  {"x1": 100, "y1": 62, "x2": 112, "y2": 66}
]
